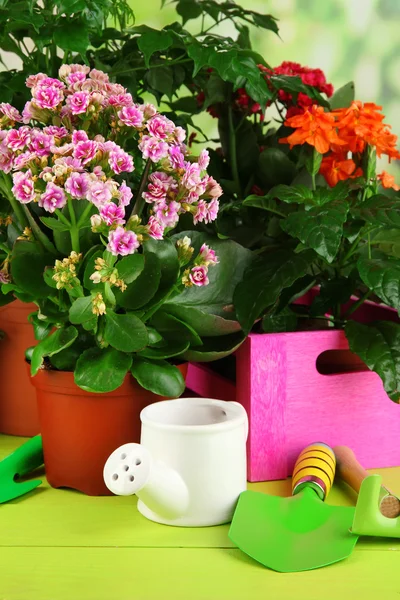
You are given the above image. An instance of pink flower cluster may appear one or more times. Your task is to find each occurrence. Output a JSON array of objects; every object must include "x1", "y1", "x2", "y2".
[{"x1": 0, "y1": 66, "x2": 222, "y2": 258}]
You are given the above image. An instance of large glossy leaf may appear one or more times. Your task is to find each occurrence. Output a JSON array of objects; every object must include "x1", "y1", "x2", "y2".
[
  {"x1": 74, "y1": 347, "x2": 132, "y2": 393},
  {"x1": 329, "y1": 81, "x2": 355, "y2": 109},
  {"x1": 310, "y1": 277, "x2": 356, "y2": 317},
  {"x1": 352, "y1": 195, "x2": 400, "y2": 228},
  {"x1": 143, "y1": 238, "x2": 180, "y2": 303},
  {"x1": 138, "y1": 339, "x2": 189, "y2": 360},
  {"x1": 234, "y1": 249, "x2": 315, "y2": 334},
  {"x1": 257, "y1": 148, "x2": 297, "y2": 189},
  {"x1": 262, "y1": 308, "x2": 298, "y2": 333},
  {"x1": 116, "y1": 251, "x2": 161, "y2": 310},
  {"x1": 371, "y1": 229, "x2": 400, "y2": 258},
  {"x1": 182, "y1": 331, "x2": 245, "y2": 362},
  {"x1": 31, "y1": 326, "x2": 78, "y2": 376},
  {"x1": 345, "y1": 321, "x2": 400, "y2": 402},
  {"x1": 281, "y1": 201, "x2": 349, "y2": 263},
  {"x1": 104, "y1": 311, "x2": 148, "y2": 352},
  {"x1": 54, "y1": 19, "x2": 90, "y2": 55},
  {"x1": 265, "y1": 184, "x2": 313, "y2": 205},
  {"x1": 11, "y1": 240, "x2": 54, "y2": 298},
  {"x1": 358, "y1": 257, "x2": 400, "y2": 310},
  {"x1": 150, "y1": 311, "x2": 202, "y2": 346},
  {"x1": 137, "y1": 28, "x2": 173, "y2": 67},
  {"x1": 116, "y1": 254, "x2": 145, "y2": 284},
  {"x1": 130, "y1": 358, "x2": 185, "y2": 397}
]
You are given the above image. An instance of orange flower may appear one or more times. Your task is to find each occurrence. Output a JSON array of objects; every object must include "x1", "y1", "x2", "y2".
[
  {"x1": 320, "y1": 153, "x2": 363, "y2": 187},
  {"x1": 377, "y1": 171, "x2": 400, "y2": 191},
  {"x1": 279, "y1": 104, "x2": 346, "y2": 154},
  {"x1": 334, "y1": 101, "x2": 400, "y2": 160}
]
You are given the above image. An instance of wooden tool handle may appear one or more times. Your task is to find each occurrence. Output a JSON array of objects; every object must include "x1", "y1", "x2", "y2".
[
  {"x1": 292, "y1": 443, "x2": 336, "y2": 500},
  {"x1": 333, "y1": 445, "x2": 369, "y2": 494}
]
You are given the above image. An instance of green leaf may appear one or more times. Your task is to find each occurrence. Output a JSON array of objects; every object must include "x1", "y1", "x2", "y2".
[
  {"x1": 352, "y1": 195, "x2": 400, "y2": 228},
  {"x1": 49, "y1": 330, "x2": 94, "y2": 371},
  {"x1": 54, "y1": 19, "x2": 90, "y2": 55},
  {"x1": 144, "y1": 238, "x2": 179, "y2": 292},
  {"x1": 69, "y1": 296, "x2": 93, "y2": 324},
  {"x1": 116, "y1": 251, "x2": 161, "y2": 310},
  {"x1": 358, "y1": 257, "x2": 400, "y2": 309},
  {"x1": 43, "y1": 267, "x2": 57, "y2": 289},
  {"x1": 266, "y1": 184, "x2": 313, "y2": 205},
  {"x1": 10, "y1": 241, "x2": 53, "y2": 299},
  {"x1": 345, "y1": 321, "x2": 400, "y2": 402},
  {"x1": 31, "y1": 326, "x2": 78, "y2": 376},
  {"x1": 137, "y1": 29, "x2": 173, "y2": 67},
  {"x1": 55, "y1": 0, "x2": 86, "y2": 14},
  {"x1": 182, "y1": 331, "x2": 245, "y2": 362},
  {"x1": 262, "y1": 308, "x2": 298, "y2": 333},
  {"x1": 187, "y1": 39, "x2": 213, "y2": 76},
  {"x1": 104, "y1": 311, "x2": 148, "y2": 352},
  {"x1": 370, "y1": 229, "x2": 400, "y2": 258},
  {"x1": 75, "y1": 347, "x2": 132, "y2": 393},
  {"x1": 138, "y1": 339, "x2": 189, "y2": 360},
  {"x1": 304, "y1": 149, "x2": 322, "y2": 177},
  {"x1": 130, "y1": 358, "x2": 185, "y2": 397},
  {"x1": 234, "y1": 249, "x2": 315, "y2": 334},
  {"x1": 176, "y1": 0, "x2": 202, "y2": 23},
  {"x1": 40, "y1": 217, "x2": 70, "y2": 232},
  {"x1": 28, "y1": 312, "x2": 53, "y2": 341},
  {"x1": 116, "y1": 253, "x2": 145, "y2": 284},
  {"x1": 270, "y1": 75, "x2": 330, "y2": 107},
  {"x1": 150, "y1": 311, "x2": 202, "y2": 346},
  {"x1": 242, "y1": 195, "x2": 286, "y2": 217},
  {"x1": 147, "y1": 66, "x2": 174, "y2": 96},
  {"x1": 257, "y1": 148, "x2": 297, "y2": 189},
  {"x1": 329, "y1": 81, "x2": 355, "y2": 110},
  {"x1": 281, "y1": 201, "x2": 349, "y2": 263},
  {"x1": 310, "y1": 277, "x2": 355, "y2": 317}
]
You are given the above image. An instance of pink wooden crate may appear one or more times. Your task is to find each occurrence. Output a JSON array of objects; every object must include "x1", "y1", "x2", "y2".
[{"x1": 186, "y1": 328, "x2": 400, "y2": 482}]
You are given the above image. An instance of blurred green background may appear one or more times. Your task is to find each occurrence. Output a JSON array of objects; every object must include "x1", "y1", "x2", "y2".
[{"x1": 132, "y1": 0, "x2": 400, "y2": 174}]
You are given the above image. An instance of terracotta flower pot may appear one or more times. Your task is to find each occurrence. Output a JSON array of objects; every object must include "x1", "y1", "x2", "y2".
[
  {"x1": 0, "y1": 300, "x2": 40, "y2": 436},
  {"x1": 31, "y1": 364, "x2": 188, "y2": 496}
]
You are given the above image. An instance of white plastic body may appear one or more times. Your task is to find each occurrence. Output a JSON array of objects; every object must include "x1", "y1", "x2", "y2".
[{"x1": 103, "y1": 397, "x2": 248, "y2": 527}]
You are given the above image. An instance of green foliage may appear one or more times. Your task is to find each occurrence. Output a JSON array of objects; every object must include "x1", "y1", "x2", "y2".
[
  {"x1": 130, "y1": 357, "x2": 185, "y2": 397},
  {"x1": 74, "y1": 346, "x2": 132, "y2": 393},
  {"x1": 31, "y1": 326, "x2": 78, "y2": 376}
]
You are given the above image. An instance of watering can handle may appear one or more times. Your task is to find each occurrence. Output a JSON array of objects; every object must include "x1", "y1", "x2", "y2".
[{"x1": 292, "y1": 443, "x2": 336, "y2": 501}]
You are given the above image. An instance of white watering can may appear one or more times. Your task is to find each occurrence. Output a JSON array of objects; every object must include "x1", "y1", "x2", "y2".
[{"x1": 103, "y1": 397, "x2": 248, "y2": 527}]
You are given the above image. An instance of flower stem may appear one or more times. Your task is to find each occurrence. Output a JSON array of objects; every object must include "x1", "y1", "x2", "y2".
[
  {"x1": 68, "y1": 199, "x2": 80, "y2": 254},
  {"x1": 76, "y1": 202, "x2": 94, "y2": 228},
  {"x1": 132, "y1": 160, "x2": 152, "y2": 217},
  {"x1": 228, "y1": 104, "x2": 242, "y2": 198},
  {"x1": 55, "y1": 209, "x2": 71, "y2": 227},
  {"x1": 343, "y1": 290, "x2": 373, "y2": 319},
  {"x1": 22, "y1": 205, "x2": 58, "y2": 255},
  {"x1": 0, "y1": 174, "x2": 29, "y2": 230}
]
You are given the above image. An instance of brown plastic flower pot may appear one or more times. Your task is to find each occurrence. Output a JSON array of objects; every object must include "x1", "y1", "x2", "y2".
[
  {"x1": 0, "y1": 300, "x2": 40, "y2": 436},
  {"x1": 31, "y1": 363, "x2": 188, "y2": 496}
]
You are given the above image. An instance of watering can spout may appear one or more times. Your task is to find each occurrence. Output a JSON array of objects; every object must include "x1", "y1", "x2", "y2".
[{"x1": 103, "y1": 443, "x2": 190, "y2": 520}]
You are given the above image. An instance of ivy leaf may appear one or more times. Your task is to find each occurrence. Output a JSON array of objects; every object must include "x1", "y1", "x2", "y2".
[
  {"x1": 31, "y1": 326, "x2": 78, "y2": 376},
  {"x1": 329, "y1": 81, "x2": 355, "y2": 109},
  {"x1": 104, "y1": 311, "x2": 149, "y2": 352},
  {"x1": 176, "y1": 0, "x2": 203, "y2": 23},
  {"x1": 281, "y1": 201, "x2": 349, "y2": 263},
  {"x1": 251, "y1": 12, "x2": 279, "y2": 34},
  {"x1": 187, "y1": 39, "x2": 213, "y2": 76},
  {"x1": 345, "y1": 321, "x2": 400, "y2": 402},
  {"x1": 234, "y1": 249, "x2": 315, "y2": 334},
  {"x1": 55, "y1": 0, "x2": 86, "y2": 14},
  {"x1": 75, "y1": 347, "x2": 132, "y2": 393},
  {"x1": 137, "y1": 28, "x2": 173, "y2": 67},
  {"x1": 358, "y1": 257, "x2": 400, "y2": 310},
  {"x1": 54, "y1": 19, "x2": 90, "y2": 55},
  {"x1": 270, "y1": 75, "x2": 330, "y2": 107},
  {"x1": 352, "y1": 195, "x2": 400, "y2": 228},
  {"x1": 147, "y1": 65, "x2": 174, "y2": 96},
  {"x1": 130, "y1": 357, "x2": 185, "y2": 397}
]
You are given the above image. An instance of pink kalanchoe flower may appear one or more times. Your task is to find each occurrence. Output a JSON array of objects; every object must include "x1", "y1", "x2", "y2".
[
  {"x1": 168, "y1": 145, "x2": 185, "y2": 169},
  {"x1": 142, "y1": 172, "x2": 177, "y2": 204},
  {"x1": 50, "y1": 142, "x2": 74, "y2": 156},
  {"x1": 199, "y1": 243, "x2": 219, "y2": 265},
  {"x1": 66, "y1": 91, "x2": 90, "y2": 115},
  {"x1": 92, "y1": 165, "x2": 105, "y2": 178},
  {"x1": 38, "y1": 77, "x2": 65, "y2": 90},
  {"x1": 108, "y1": 149, "x2": 134, "y2": 174},
  {"x1": 67, "y1": 72, "x2": 87, "y2": 86},
  {"x1": 107, "y1": 227, "x2": 139, "y2": 256},
  {"x1": 193, "y1": 199, "x2": 208, "y2": 225},
  {"x1": 22, "y1": 101, "x2": 41, "y2": 124},
  {"x1": 108, "y1": 93, "x2": 133, "y2": 108},
  {"x1": 118, "y1": 182, "x2": 133, "y2": 207},
  {"x1": 147, "y1": 215, "x2": 164, "y2": 240},
  {"x1": 33, "y1": 86, "x2": 63, "y2": 109},
  {"x1": 56, "y1": 156, "x2": 83, "y2": 171},
  {"x1": 13, "y1": 151, "x2": 36, "y2": 170},
  {"x1": 44, "y1": 125, "x2": 68, "y2": 138},
  {"x1": 70, "y1": 64, "x2": 90, "y2": 74},
  {"x1": 65, "y1": 172, "x2": 90, "y2": 199},
  {"x1": 118, "y1": 105, "x2": 144, "y2": 128},
  {"x1": 72, "y1": 130, "x2": 88, "y2": 144},
  {"x1": 73, "y1": 140, "x2": 98, "y2": 165},
  {"x1": 26, "y1": 73, "x2": 47, "y2": 88},
  {"x1": 87, "y1": 180, "x2": 112, "y2": 208},
  {"x1": 0, "y1": 270, "x2": 10, "y2": 284},
  {"x1": 207, "y1": 198, "x2": 219, "y2": 222},
  {"x1": 139, "y1": 135, "x2": 169, "y2": 163},
  {"x1": 6, "y1": 127, "x2": 31, "y2": 151},
  {"x1": 174, "y1": 126, "x2": 186, "y2": 143},
  {"x1": 140, "y1": 103, "x2": 157, "y2": 119},
  {"x1": 155, "y1": 200, "x2": 180, "y2": 228},
  {"x1": 100, "y1": 202, "x2": 125, "y2": 226},
  {"x1": 182, "y1": 163, "x2": 203, "y2": 192},
  {"x1": 147, "y1": 115, "x2": 175, "y2": 139},
  {"x1": 12, "y1": 170, "x2": 35, "y2": 203},
  {"x1": 0, "y1": 143, "x2": 13, "y2": 173},
  {"x1": 0, "y1": 103, "x2": 22, "y2": 123},
  {"x1": 198, "y1": 149, "x2": 210, "y2": 171},
  {"x1": 30, "y1": 131, "x2": 53, "y2": 157},
  {"x1": 38, "y1": 182, "x2": 66, "y2": 213},
  {"x1": 89, "y1": 69, "x2": 110, "y2": 84},
  {"x1": 189, "y1": 265, "x2": 209, "y2": 287},
  {"x1": 205, "y1": 176, "x2": 223, "y2": 199}
]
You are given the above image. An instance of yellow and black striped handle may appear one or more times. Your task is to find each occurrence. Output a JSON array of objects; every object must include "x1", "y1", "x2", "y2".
[{"x1": 292, "y1": 443, "x2": 336, "y2": 501}]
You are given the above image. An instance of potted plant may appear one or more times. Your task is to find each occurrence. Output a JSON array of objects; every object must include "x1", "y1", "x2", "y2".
[
  {"x1": 186, "y1": 60, "x2": 400, "y2": 480},
  {"x1": 0, "y1": 65, "x2": 252, "y2": 495}
]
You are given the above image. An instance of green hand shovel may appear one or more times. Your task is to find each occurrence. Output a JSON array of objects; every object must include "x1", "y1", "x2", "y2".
[
  {"x1": 0, "y1": 435, "x2": 43, "y2": 503},
  {"x1": 229, "y1": 442, "x2": 358, "y2": 572}
]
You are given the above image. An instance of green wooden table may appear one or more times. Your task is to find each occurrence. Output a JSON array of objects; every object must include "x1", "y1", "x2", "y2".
[{"x1": 0, "y1": 435, "x2": 399, "y2": 600}]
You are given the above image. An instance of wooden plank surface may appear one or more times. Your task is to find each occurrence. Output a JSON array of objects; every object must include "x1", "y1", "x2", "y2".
[{"x1": 1, "y1": 435, "x2": 400, "y2": 600}]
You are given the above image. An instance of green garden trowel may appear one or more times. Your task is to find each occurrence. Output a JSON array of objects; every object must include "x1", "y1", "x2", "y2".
[
  {"x1": 0, "y1": 435, "x2": 44, "y2": 503},
  {"x1": 229, "y1": 443, "x2": 358, "y2": 572}
]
